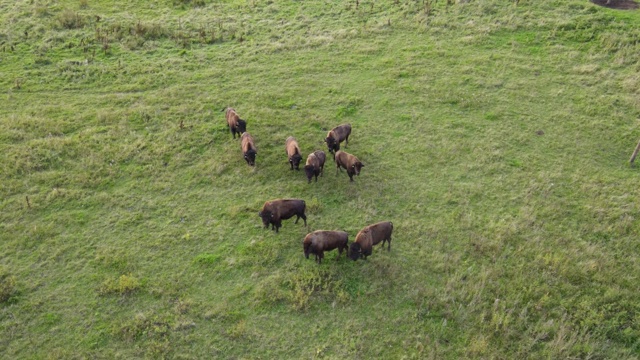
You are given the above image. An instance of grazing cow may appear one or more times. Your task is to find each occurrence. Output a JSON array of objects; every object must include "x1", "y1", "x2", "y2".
[
  {"x1": 335, "y1": 150, "x2": 364, "y2": 182},
  {"x1": 241, "y1": 132, "x2": 257, "y2": 166},
  {"x1": 258, "y1": 199, "x2": 307, "y2": 233},
  {"x1": 349, "y1": 221, "x2": 393, "y2": 261},
  {"x1": 324, "y1": 124, "x2": 351, "y2": 154},
  {"x1": 303, "y1": 230, "x2": 349, "y2": 264},
  {"x1": 224, "y1": 108, "x2": 247, "y2": 139},
  {"x1": 285, "y1": 136, "x2": 303, "y2": 170},
  {"x1": 303, "y1": 150, "x2": 326, "y2": 183}
]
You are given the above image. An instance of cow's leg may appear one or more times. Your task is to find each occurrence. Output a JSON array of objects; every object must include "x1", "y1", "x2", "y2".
[
  {"x1": 300, "y1": 213, "x2": 307, "y2": 227},
  {"x1": 388, "y1": 236, "x2": 391, "y2": 251},
  {"x1": 345, "y1": 135, "x2": 349, "y2": 147},
  {"x1": 318, "y1": 251, "x2": 324, "y2": 264}
]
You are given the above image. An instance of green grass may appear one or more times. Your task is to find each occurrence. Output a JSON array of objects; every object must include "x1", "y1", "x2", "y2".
[{"x1": 1, "y1": 0, "x2": 640, "y2": 358}]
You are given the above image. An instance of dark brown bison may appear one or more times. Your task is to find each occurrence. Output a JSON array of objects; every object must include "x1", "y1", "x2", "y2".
[
  {"x1": 224, "y1": 108, "x2": 247, "y2": 139},
  {"x1": 335, "y1": 150, "x2": 364, "y2": 182},
  {"x1": 258, "y1": 199, "x2": 307, "y2": 233},
  {"x1": 241, "y1": 132, "x2": 257, "y2": 166},
  {"x1": 324, "y1": 123, "x2": 351, "y2": 154},
  {"x1": 303, "y1": 150, "x2": 326, "y2": 183},
  {"x1": 285, "y1": 136, "x2": 303, "y2": 170},
  {"x1": 303, "y1": 230, "x2": 349, "y2": 264},
  {"x1": 349, "y1": 221, "x2": 393, "y2": 261}
]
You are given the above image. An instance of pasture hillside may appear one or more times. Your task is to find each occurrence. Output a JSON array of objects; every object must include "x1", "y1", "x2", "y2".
[{"x1": 1, "y1": 0, "x2": 640, "y2": 358}]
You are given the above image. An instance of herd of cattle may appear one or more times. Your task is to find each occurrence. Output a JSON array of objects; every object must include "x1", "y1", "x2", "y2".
[{"x1": 225, "y1": 107, "x2": 393, "y2": 263}]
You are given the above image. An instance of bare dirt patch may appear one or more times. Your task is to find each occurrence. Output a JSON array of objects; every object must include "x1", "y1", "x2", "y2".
[{"x1": 591, "y1": 0, "x2": 639, "y2": 10}]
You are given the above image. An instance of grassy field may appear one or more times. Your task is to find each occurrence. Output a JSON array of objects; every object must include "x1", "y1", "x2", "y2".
[{"x1": 1, "y1": 0, "x2": 640, "y2": 358}]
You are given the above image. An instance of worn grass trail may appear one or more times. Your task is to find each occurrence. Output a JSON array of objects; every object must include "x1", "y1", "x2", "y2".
[{"x1": 1, "y1": 0, "x2": 640, "y2": 358}]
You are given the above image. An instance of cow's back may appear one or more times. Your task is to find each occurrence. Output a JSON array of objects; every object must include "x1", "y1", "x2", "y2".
[
  {"x1": 367, "y1": 221, "x2": 393, "y2": 245},
  {"x1": 285, "y1": 136, "x2": 298, "y2": 151},
  {"x1": 241, "y1": 132, "x2": 254, "y2": 151},
  {"x1": 273, "y1": 198, "x2": 305, "y2": 218},
  {"x1": 355, "y1": 227, "x2": 373, "y2": 249},
  {"x1": 306, "y1": 153, "x2": 319, "y2": 167},
  {"x1": 311, "y1": 230, "x2": 347, "y2": 249},
  {"x1": 313, "y1": 151, "x2": 326, "y2": 167},
  {"x1": 226, "y1": 108, "x2": 239, "y2": 124},
  {"x1": 331, "y1": 124, "x2": 351, "y2": 141}
]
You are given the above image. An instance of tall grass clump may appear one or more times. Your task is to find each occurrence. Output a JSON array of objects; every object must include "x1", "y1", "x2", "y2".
[
  {"x1": 56, "y1": 9, "x2": 86, "y2": 29},
  {"x1": 0, "y1": 267, "x2": 17, "y2": 303},
  {"x1": 99, "y1": 274, "x2": 142, "y2": 295}
]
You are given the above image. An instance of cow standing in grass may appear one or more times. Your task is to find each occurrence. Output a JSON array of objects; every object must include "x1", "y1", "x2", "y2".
[
  {"x1": 335, "y1": 150, "x2": 364, "y2": 182},
  {"x1": 241, "y1": 132, "x2": 257, "y2": 166},
  {"x1": 285, "y1": 136, "x2": 303, "y2": 170},
  {"x1": 349, "y1": 221, "x2": 393, "y2": 261},
  {"x1": 303, "y1": 230, "x2": 349, "y2": 264},
  {"x1": 224, "y1": 108, "x2": 247, "y2": 139},
  {"x1": 324, "y1": 124, "x2": 351, "y2": 155},
  {"x1": 258, "y1": 199, "x2": 307, "y2": 233},
  {"x1": 304, "y1": 150, "x2": 326, "y2": 183}
]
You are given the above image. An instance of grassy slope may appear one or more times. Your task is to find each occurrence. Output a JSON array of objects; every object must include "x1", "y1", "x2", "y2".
[{"x1": 1, "y1": 0, "x2": 639, "y2": 358}]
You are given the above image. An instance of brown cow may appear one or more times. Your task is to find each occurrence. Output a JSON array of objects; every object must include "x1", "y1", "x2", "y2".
[
  {"x1": 241, "y1": 132, "x2": 257, "y2": 166},
  {"x1": 225, "y1": 108, "x2": 247, "y2": 139},
  {"x1": 258, "y1": 199, "x2": 307, "y2": 233},
  {"x1": 324, "y1": 124, "x2": 351, "y2": 154},
  {"x1": 335, "y1": 150, "x2": 364, "y2": 182},
  {"x1": 348, "y1": 221, "x2": 393, "y2": 261},
  {"x1": 303, "y1": 230, "x2": 349, "y2": 264},
  {"x1": 303, "y1": 150, "x2": 326, "y2": 183},
  {"x1": 285, "y1": 136, "x2": 303, "y2": 170}
]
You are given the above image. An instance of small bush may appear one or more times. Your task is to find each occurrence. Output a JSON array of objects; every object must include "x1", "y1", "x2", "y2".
[
  {"x1": 56, "y1": 9, "x2": 85, "y2": 29},
  {"x1": 284, "y1": 267, "x2": 349, "y2": 310},
  {"x1": 99, "y1": 274, "x2": 141, "y2": 295},
  {"x1": 0, "y1": 268, "x2": 17, "y2": 303}
]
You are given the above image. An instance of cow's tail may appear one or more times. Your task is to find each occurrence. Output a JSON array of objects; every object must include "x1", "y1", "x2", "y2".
[{"x1": 390, "y1": 221, "x2": 394, "y2": 230}]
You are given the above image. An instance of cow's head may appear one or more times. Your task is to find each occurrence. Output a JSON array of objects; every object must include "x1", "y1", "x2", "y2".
[
  {"x1": 304, "y1": 165, "x2": 315, "y2": 183},
  {"x1": 236, "y1": 119, "x2": 247, "y2": 134},
  {"x1": 244, "y1": 149, "x2": 256, "y2": 166},
  {"x1": 258, "y1": 210, "x2": 271, "y2": 229},
  {"x1": 325, "y1": 136, "x2": 338, "y2": 153},
  {"x1": 290, "y1": 153, "x2": 302, "y2": 170},
  {"x1": 352, "y1": 161, "x2": 364, "y2": 176},
  {"x1": 348, "y1": 242, "x2": 362, "y2": 261}
]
